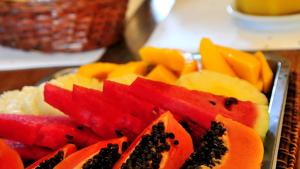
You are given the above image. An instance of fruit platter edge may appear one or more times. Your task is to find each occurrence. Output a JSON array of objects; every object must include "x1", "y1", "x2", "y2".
[
  {"x1": 46, "y1": 53, "x2": 290, "y2": 169},
  {"x1": 262, "y1": 53, "x2": 290, "y2": 169}
]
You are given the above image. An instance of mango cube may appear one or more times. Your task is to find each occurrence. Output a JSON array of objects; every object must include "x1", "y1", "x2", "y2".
[
  {"x1": 199, "y1": 38, "x2": 237, "y2": 77},
  {"x1": 139, "y1": 47, "x2": 185, "y2": 73},
  {"x1": 217, "y1": 45, "x2": 261, "y2": 84},
  {"x1": 77, "y1": 62, "x2": 119, "y2": 80},
  {"x1": 146, "y1": 65, "x2": 178, "y2": 84},
  {"x1": 255, "y1": 52, "x2": 273, "y2": 93},
  {"x1": 108, "y1": 61, "x2": 147, "y2": 78}
]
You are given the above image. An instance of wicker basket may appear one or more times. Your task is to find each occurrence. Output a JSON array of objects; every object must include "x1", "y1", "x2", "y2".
[{"x1": 0, "y1": 0, "x2": 128, "y2": 52}]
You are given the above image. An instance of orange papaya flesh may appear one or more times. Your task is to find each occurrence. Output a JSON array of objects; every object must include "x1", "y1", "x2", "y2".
[
  {"x1": 4, "y1": 139, "x2": 52, "y2": 161},
  {"x1": 26, "y1": 144, "x2": 76, "y2": 169},
  {"x1": 129, "y1": 78, "x2": 260, "y2": 139},
  {"x1": 0, "y1": 139, "x2": 24, "y2": 169},
  {"x1": 181, "y1": 115, "x2": 263, "y2": 169},
  {"x1": 113, "y1": 112, "x2": 194, "y2": 169},
  {"x1": 216, "y1": 115, "x2": 263, "y2": 169},
  {"x1": 0, "y1": 113, "x2": 101, "y2": 149},
  {"x1": 108, "y1": 61, "x2": 148, "y2": 79},
  {"x1": 55, "y1": 137, "x2": 128, "y2": 169}
]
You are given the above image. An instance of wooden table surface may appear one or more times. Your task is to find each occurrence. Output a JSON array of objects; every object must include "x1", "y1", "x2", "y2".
[{"x1": 0, "y1": 0, "x2": 299, "y2": 168}]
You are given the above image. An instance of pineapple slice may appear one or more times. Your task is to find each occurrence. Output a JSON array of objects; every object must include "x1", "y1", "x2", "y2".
[
  {"x1": 177, "y1": 70, "x2": 268, "y2": 105},
  {"x1": 0, "y1": 73, "x2": 102, "y2": 116},
  {"x1": 49, "y1": 73, "x2": 102, "y2": 91},
  {"x1": 108, "y1": 74, "x2": 140, "y2": 85}
]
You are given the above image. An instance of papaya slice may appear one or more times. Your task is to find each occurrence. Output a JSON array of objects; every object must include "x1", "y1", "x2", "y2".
[
  {"x1": 4, "y1": 139, "x2": 52, "y2": 161},
  {"x1": 182, "y1": 115, "x2": 263, "y2": 169},
  {"x1": 77, "y1": 62, "x2": 119, "y2": 80},
  {"x1": 26, "y1": 144, "x2": 76, "y2": 169},
  {"x1": 55, "y1": 137, "x2": 128, "y2": 169},
  {"x1": 0, "y1": 114, "x2": 101, "y2": 149},
  {"x1": 0, "y1": 139, "x2": 23, "y2": 169},
  {"x1": 139, "y1": 47, "x2": 185, "y2": 73},
  {"x1": 217, "y1": 45, "x2": 261, "y2": 84},
  {"x1": 114, "y1": 112, "x2": 193, "y2": 169},
  {"x1": 199, "y1": 38, "x2": 236, "y2": 77},
  {"x1": 255, "y1": 51, "x2": 274, "y2": 93},
  {"x1": 146, "y1": 65, "x2": 178, "y2": 84},
  {"x1": 128, "y1": 77, "x2": 269, "y2": 139}
]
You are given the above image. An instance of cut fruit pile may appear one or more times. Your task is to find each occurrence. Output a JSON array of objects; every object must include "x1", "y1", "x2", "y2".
[
  {"x1": 0, "y1": 38, "x2": 272, "y2": 168},
  {"x1": 0, "y1": 77, "x2": 266, "y2": 168},
  {"x1": 200, "y1": 38, "x2": 273, "y2": 93}
]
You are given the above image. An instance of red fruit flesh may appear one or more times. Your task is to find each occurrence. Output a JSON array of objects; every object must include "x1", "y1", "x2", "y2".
[
  {"x1": 129, "y1": 78, "x2": 214, "y2": 137},
  {"x1": 129, "y1": 78, "x2": 259, "y2": 137},
  {"x1": 0, "y1": 114, "x2": 101, "y2": 149},
  {"x1": 102, "y1": 80, "x2": 158, "y2": 122},
  {"x1": 72, "y1": 85, "x2": 146, "y2": 141}
]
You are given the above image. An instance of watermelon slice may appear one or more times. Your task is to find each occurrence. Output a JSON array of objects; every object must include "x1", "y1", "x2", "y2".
[
  {"x1": 72, "y1": 85, "x2": 146, "y2": 141},
  {"x1": 0, "y1": 114, "x2": 101, "y2": 149},
  {"x1": 128, "y1": 78, "x2": 269, "y2": 139},
  {"x1": 102, "y1": 80, "x2": 158, "y2": 122},
  {"x1": 45, "y1": 83, "x2": 147, "y2": 141}
]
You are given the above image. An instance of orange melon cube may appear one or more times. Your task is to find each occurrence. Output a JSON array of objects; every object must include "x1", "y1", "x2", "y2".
[
  {"x1": 254, "y1": 78, "x2": 263, "y2": 91},
  {"x1": 139, "y1": 47, "x2": 185, "y2": 73},
  {"x1": 77, "y1": 62, "x2": 119, "y2": 80},
  {"x1": 108, "y1": 61, "x2": 147, "y2": 78},
  {"x1": 255, "y1": 51, "x2": 274, "y2": 93},
  {"x1": 217, "y1": 45, "x2": 261, "y2": 84},
  {"x1": 199, "y1": 38, "x2": 236, "y2": 77},
  {"x1": 181, "y1": 60, "x2": 199, "y2": 74},
  {"x1": 146, "y1": 65, "x2": 178, "y2": 84}
]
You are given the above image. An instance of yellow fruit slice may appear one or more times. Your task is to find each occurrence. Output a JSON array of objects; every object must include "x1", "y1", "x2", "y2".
[
  {"x1": 255, "y1": 52, "x2": 274, "y2": 93},
  {"x1": 176, "y1": 70, "x2": 268, "y2": 105},
  {"x1": 236, "y1": 0, "x2": 300, "y2": 15},
  {"x1": 217, "y1": 45, "x2": 261, "y2": 85},
  {"x1": 146, "y1": 65, "x2": 178, "y2": 84},
  {"x1": 108, "y1": 74, "x2": 140, "y2": 85},
  {"x1": 139, "y1": 47, "x2": 185, "y2": 73},
  {"x1": 199, "y1": 38, "x2": 236, "y2": 77},
  {"x1": 108, "y1": 61, "x2": 147, "y2": 79},
  {"x1": 50, "y1": 74, "x2": 102, "y2": 91},
  {"x1": 0, "y1": 74, "x2": 103, "y2": 116},
  {"x1": 181, "y1": 60, "x2": 199, "y2": 75},
  {"x1": 77, "y1": 62, "x2": 119, "y2": 80}
]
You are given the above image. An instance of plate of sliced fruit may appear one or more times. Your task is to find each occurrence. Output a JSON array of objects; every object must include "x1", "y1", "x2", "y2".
[{"x1": 0, "y1": 38, "x2": 289, "y2": 169}]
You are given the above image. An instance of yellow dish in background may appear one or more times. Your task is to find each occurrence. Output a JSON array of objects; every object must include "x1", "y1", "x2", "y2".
[{"x1": 236, "y1": 0, "x2": 300, "y2": 15}]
